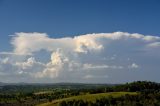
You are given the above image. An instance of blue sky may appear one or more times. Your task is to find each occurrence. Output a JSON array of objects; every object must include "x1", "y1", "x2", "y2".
[
  {"x1": 0, "y1": 0, "x2": 160, "y2": 50},
  {"x1": 0, "y1": 0, "x2": 160, "y2": 83}
]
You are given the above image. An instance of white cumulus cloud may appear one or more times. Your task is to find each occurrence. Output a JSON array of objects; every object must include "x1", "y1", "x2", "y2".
[{"x1": 0, "y1": 32, "x2": 160, "y2": 83}]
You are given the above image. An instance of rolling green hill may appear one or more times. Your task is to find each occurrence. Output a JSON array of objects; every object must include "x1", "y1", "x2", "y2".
[{"x1": 37, "y1": 92, "x2": 138, "y2": 106}]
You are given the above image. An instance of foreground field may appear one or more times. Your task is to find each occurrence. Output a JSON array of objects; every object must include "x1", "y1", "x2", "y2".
[{"x1": 37, "y1": 92, "x2": 137, "y2": 106}]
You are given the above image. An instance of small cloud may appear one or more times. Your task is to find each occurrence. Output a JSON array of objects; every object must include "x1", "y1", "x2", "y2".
[
  {"x1": 83, "y1": 64, "x2": 123, "y2": 70},
  {"x1": 84, "y1": 75, "x2": 94, "y2": 79},
  {"x1": 147, "y1": 42, "x2": 160, "y2": 48},
  {"x1": 129, "y1": 63, "x2": 139, "y2": 69},
  {"x1": 83, "y1": 64, "x2": 109, "y2": 69},
  {"x1": 83, "y1": 75, "x2": 108, "y2": 79},
  {"x1": 1, "y1": 57, "x2": 9, "y2": 64}
]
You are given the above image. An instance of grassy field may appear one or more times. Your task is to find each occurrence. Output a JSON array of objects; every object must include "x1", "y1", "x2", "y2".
[{"x1": 37, "y1": 92, "x2": 138, "y2": 106}]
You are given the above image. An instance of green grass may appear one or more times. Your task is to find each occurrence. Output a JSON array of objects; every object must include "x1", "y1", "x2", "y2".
[{"x1": 37, "y1": 92, "x2": 138, "y2": 106}]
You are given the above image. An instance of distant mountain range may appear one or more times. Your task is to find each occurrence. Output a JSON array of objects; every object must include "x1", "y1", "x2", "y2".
[{"x1": 0, "y1": 82, "x2": 119, "y2": 86}]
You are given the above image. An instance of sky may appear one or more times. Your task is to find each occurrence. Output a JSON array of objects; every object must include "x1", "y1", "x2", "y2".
[{"x1": 0, "y1": 0, "x2": 160, "y2": 83}]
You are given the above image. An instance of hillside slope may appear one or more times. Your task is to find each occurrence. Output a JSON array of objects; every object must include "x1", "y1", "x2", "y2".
[{"x1": 37, "y1": 92, "x2": 137, "y2": 106}]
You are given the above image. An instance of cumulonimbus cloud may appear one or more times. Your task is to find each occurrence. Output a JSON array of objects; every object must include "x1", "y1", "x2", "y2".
[
  {"x1": 9, "y1": 32, "x2": 160, "y2": 55},
  {"x1": 0, "y1": 32, "x2": 160, "y2": 83}
]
